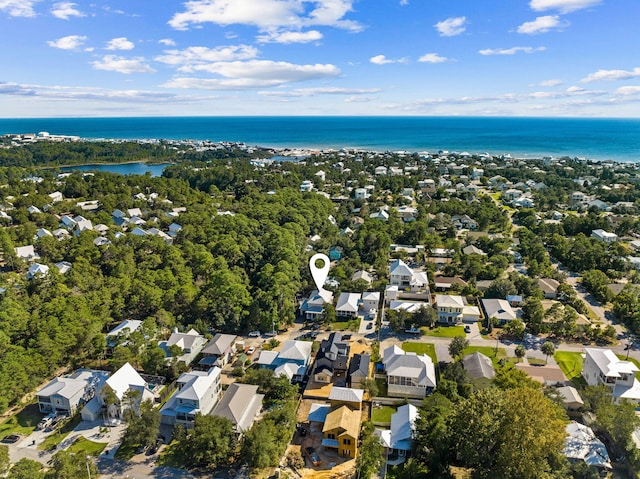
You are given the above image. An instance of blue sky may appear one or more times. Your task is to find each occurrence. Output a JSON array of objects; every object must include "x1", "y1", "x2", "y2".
[{"x1": 0, "y1": 0, "x2": 638, "y2": 117}]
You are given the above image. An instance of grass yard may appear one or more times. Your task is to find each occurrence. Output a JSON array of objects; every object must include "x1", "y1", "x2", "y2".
[
  {"x1": 67, "y1": 436, "x2": 107, "y2": 456},
  {"x1": 114, "y1": 441, "x2": 138, "y2": 460},
  {"x1": 526, "y1": 357, "x2": 547, "y2": 366},
  {"x1": 0, "y1": 403, "x2": 41, "y2": 437},
  {"x1": 422, "y1": 325, "x2": 466, "y2": 338},
  {"x1": 371, "y1": 405, "x2": 396, "y2": 425},
  {"x1": 462, "y1": 346, "x2": 507, "y2": 369},
  {"x1": 157, "y1": 441, "x2": 186, "y2": 468},
  {"x1": 37, "y1": 414, "x2": 82, "y2": 451},
  {"x1": 554, "y1": 351, "x2": 585, "y2": 386},
  {"x1": 331, "y1": 319, "x2": 360, "y2": 331},
  {"x1": 402, "y1": 342, "x2": 437, "y2": 364}
]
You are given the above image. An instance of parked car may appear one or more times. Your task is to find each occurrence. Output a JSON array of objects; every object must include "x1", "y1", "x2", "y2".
[
  {"x1": 464, "y1": 325, "x2": 471, "y2": 333},
  {"x1": 1, "y1": 434, "x2": 21, "y2": 444},
  {"x1": 37, "y1": 412, "x2": 56, "y2": 430},
  {"x1": 248, "y1": 331, "x2": 261, "y2": 337},
  {"x1": 366, "y1": 322, "x2": 373, "y2": 330},
  {"x1": 247, "y1": 346, "x2": 255, "y2": 355},
  {"x1": 305, "y1": 446, "x2": 321, "y2": 466}
]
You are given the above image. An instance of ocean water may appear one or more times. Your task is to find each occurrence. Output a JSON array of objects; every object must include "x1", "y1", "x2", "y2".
[{"x1": 0, "y1": 116, "x2": 639, "y2": 162}]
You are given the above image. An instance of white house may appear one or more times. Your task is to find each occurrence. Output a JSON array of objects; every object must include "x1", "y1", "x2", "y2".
[
  {"x1": 361, "y1": 292, "x2": 380, "y2": 312},
  {"x1": 14, "y1": 245, "x2": 40, "y2": 262},
  {"x1": 160, "y1": 329, "x2": 207, "y2": 365},
  {"x1": 389, "y1": 259, "x2": 428, "y2": 292},
  {"x1": 95, "y1": 363, "x2": 154, "y2": 420},
  {"x1": 375, "y1": 404, "x2": 418, "y2": 465},
  {"x1": 591, "y1": 229, "x2": 618, "y2": 243},
  {"x1": 160, "y1": 367, "x2": 222, "y2": 427},
  {"x1": 563, "y1": 422, "x2": 611, "y2": 471},
  {"x1": 106, "y1": 320, "x2": 143, "y2": 348},
  {"x1": 336, "y1": 292, "x2": 361, "y2": 318},
  {"x1": 27, "y1": 263, "x2": 49, "y2": 279},
  {"x1": 37, "y1": 369, "x2": 109, "y2": 416},
  {"x1": 582, "y1": 348, "x2": 640, "y2": 403},
  {"x1": 382, "y1": 345, "x2": 436, "y2": 399},
  {"x1": 300, "y1": 289, "x2": 334, "y2": 320},
  {"x1": 481, "y1": 299, "x2": 517, "y2": 325}
]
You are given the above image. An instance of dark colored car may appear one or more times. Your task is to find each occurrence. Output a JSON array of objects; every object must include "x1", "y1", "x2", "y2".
[
  {"x1": 366, "y1": 322, "x2": 373, "y2": 329},
  {"x1": 464, "y1": 325, "x2": 471, "y2": 333},
  {"x1": 1, "y1": 434, "x2": 21, "y2": 444}
]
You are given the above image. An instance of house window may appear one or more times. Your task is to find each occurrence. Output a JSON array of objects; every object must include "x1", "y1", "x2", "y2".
[
  {"x1": 343, "y1": 439, "x2": 351, "y2": 445},
  {"x1": 328, "y1": 433, "x2": 336, "y2": 439}
]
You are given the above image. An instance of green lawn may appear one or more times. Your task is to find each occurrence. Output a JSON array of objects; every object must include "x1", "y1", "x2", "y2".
[
  {"x1": 331, "y1": 319, "x2": 360, "y2": 331},
  {"x1": 157, "y1": 441, "x2": 185, "y2": 468},
  {"x1": 37, "y1": 414, "x2": 82, "y2": 451},
  {"x1": 374, "y1": 377, "x2": 388, "y2": 398},
  {"x1": 554, "y1": 351, "x2": 585, "y2": 386},
  {"x1": 402, "y1": 342, "x2": 437, "y2": 364},
  {"x1": 526, "y1": 357, "x2": 546, "y2": 366},
  {"x1": 0, "y1": 403, "x2": 41, "y2": 437},
  {"x1": 371, "y1": 405, "x2": 396, "y2": 425},
  {"x1": 67, "y1": 437, "x2": 107, "y2": 456},
  {"x1": 422, "y1": 325, "x2": 466, "y2": 338},
  {"x1": 114, "y1": 441, "x2": 138, "y2": 460},
  {"x1": 462, "y1": 346, "x2": 507, "y2": 369}
]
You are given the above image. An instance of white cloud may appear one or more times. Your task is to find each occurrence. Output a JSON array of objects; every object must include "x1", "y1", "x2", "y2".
[
  {"x1": 531, "y1": 79, "x2": 564, "y2": 86},
  {"x1": 257, "y1": 30, "x2": 323, "y2": 44},
  {"x1": 0, "y1": 81, "x2": 183, "y2": 102},
  {"x1": 370, "y1": 54, "x2": 408, "y2": 65},
  {"x1": 581, "y1": 67, "x2": 640, "y2": 82},
  {"x1": 434, "y1": 16, "x2": 467, "y2": 37},
  {"x1": 615, "y1": 86, "x2": 640, "y2": 95},
  {"x1": 168, "y1": 0, "x2": 361, "y2": 32},
  {"x1": 479, "y1": 46, "x2": 546, "y2": 55},
  {"x1": 530, "y1": 0, "x2": 601, "y2": 13},
  {"x1": 156, "y1": 45, "x2": 258, "y2": 70},
  {"x1": 259, "y1": 87, "x2": 381, "y2": 97},
  {"x1": 47, "y1": 35, "x2": 87, "y2": 50},
  {"x1": 92, "y1": 55, "x2": 156, "y2": 74},
  {"x1": 517, "y1": 15, "x2": 567, "y2": 34},
  {"x1": 345, "y1": 96, "x2": 373, "y2": 102},
  {"x1": 159, "y1": 38, "x2": 176, "y2": 46},
  {"x1": 418, "y1": 53, "x2": 448, "y2": 63},
  {"x1": 400, "y1": 0, "x2": 409, "y2": 5},
  {"x1": 106, "y1": 37, "x2": 135, "y2": 50},
  {"x1": 51, "y1": 2, "x2": 84, "y2": 19},
  {"x1": 0, "y1": 0, "x2": 38, "y2": 17},
  {"x1": 162, "y1": 60, "x2": 339, "y2": 90}
]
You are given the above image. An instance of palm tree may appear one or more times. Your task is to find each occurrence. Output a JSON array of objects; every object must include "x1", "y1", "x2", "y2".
[
  {"x1": 515, "y1": 344, "x2": 526, "y2": 363},
  {"x1": 541, "y1": 341, "x2": 555, "y2": 364}
]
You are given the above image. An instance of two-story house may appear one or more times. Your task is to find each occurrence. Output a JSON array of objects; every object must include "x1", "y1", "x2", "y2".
[
  {"x1": 582, "y1": 348, "x2": 640, "y2": 403},
  {"x1": 321, "y1": 387, "x2": 363, "y2": 458},
  {"x1": 256, "y1": 340, "x2": 312, "y2": 383},
  {"x1": 335, "y1": 292, "x2": 361, "y2": 318},
  {"x1": 211, "y1": 383, "x2": 264, "y2": 434},
  {"x1": 160, "y1": 367, "x2": 222, "y2": 427},
  {"x1": 382, "y1": 345, "x2": 436, "y2": 399},
  {"x1": 37, "y1": 369, "x2": 109, "y2": 416},
  {"x1": 389, "y1": 259, "x2": 428, "y2": 292},
  {"x1": 313, "y1": 332, "x2": 350, "y2": 383},
  {"x1": 160, "y1": 329, "x2": 207, "y2": 365},
  {"x1": 199, "y1": 333, "x2": 237, "y2": 369},
  {"x1": 375, "y1": 404, "x2": 418, "y2": 465}
]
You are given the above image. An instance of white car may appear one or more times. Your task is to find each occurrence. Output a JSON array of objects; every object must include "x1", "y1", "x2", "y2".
[
  {"x1": 247, "y1": 347, "x2": 255, "y2": 355},
  {"x1": 248, "y1": 331, "x2": 261, "y2": 337}
]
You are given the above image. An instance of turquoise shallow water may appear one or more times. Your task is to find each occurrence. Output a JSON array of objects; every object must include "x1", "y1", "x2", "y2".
[{"x1": 1, "y1": 116, "x2": 639, "y2": 162}]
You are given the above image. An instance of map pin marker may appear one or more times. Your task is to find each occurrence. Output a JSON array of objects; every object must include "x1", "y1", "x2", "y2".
[{"x1": 310, "y1": 253, "x2": 330, "y2": 292}]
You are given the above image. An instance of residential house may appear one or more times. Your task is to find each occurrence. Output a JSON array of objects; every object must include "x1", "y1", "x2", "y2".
[
  {"x1": 591, "y1": 229, "x2": 618, "y2": 243},
  {"x1": 360, "y1": 292, "x2": 380, "y2": 313},
  {"x1": 300, "y1": 180, "x2": 314, "y2": 192},
  {"x1": 106, "y1": 319, "x2": 143, "y2": 349},
  {"x1": 347, "y1": 354, "x2": 370, "y2": 389},
  {"x1": 481, "y1": 299, "x2": 517, "y2": 325},
  {"x1": 27, "y1": 263, "x2": 49, "y2": 279},
  {"x1": 256, "y1": 340, "x2": 312, "y2": 382},
  {"x1": 452, "y1": 215, "x2": 478, "y2": 230},
  {"x1": 435, "y1": 295, "x2": 480, "y2": 324},
  {"x1": 506, "y1": 295, "x2": 523, "y2": 307},
  {"x1": 370, "y1": 209, "x2": 390, "y2": 221},
  {"x1": 389, "y1": 259, "x2": 429, "y2": 292},
  {"x1": 557, "y1": 386, "x2": 584, "y2": 416},
  {"x1": 160, "y1": 329, "x2": 207, "y2": 365},
  {"x1": 538, "y1": 278, "x2": 560, "y2": 299},
  {"x1": 563, "y1": 422, "x2": 612, "y2": 471},
  {"x1": 329, "y1": 387, "x2": 363, "y2": 410},
  {"x1": 433, "y1": 276, "x2": 468, "y2": 292},
  {"x1": 462, "y1": 352, "x2": 495, "y2": 388},
  {"x1": 14, "y1": 245, "x2": 40, "y2": 262},
  {"x1": 160, "y1": 367, "x2": 222, "y2": 427},
  {"x1": 37, "y1": 369, "x2": 109, "y2": 416},
  {"x1": 396, "y1": 205, "x2": 418, "y2": 223},
  {"x1": 95, "y1": 363, "x2": 154, "y2": 420},
  {"x1": 200, "y1": 333, "x2": 237, "y2": 368},
  {"x1": 336, "y1": 292, "x2": 361, "y2": 318},
  {"x1": 211, "y1": 383, "x2": 264, "y2": 434},
  {"x1": 582, "y1": 348, "x2": 640, "y2": 403},
  {"x1": 375, "y1": 404, "x2": 418, "y2": 465},
  {"x1": 300, "y1": 289, "x2": 334, "y2": 321},
  {"x1": 55, "y1": 261, "x2": 72, "y2": 274},
  {"x1": 375, "y1": 166, "x2": 388, "y2": 175},
  {"x1": 322, "y1": 405, "x2": 362, "y2": 458},
  {"x1": 462, "y1": 244, "x2": 486, "y2": 255},
  {"x1": 48, "y1": 191, "x2": 63, "y2": 203},
  {"x1": 353, "y1": 188, "x2": 370, "y2": 200},
  {"x1": 313, "y1": 332, "x2": 350, "y2": 381},
  {"x1": 382, "y1": 345, "x2": 436, "y2": 399},
  {"x1": 35, "y1": 228, "x2": 53, "y2": 240},
  {"x1": 329, "y1": 246, "x2": 344, "y2": 261}
]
